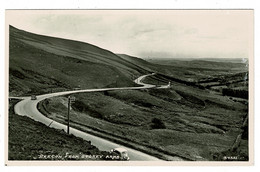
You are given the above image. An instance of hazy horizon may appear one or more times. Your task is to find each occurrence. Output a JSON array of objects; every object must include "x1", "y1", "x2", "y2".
[{"x1": 6, "y1": 10, "x2": 253, "y2": 59}]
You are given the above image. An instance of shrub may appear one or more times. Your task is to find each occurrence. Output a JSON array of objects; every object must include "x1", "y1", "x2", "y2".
[
  {"x1": 151, "y1": 118, "x2": 166, "y2": 129},
  {"x1": 222, "y1": 88, "x2": 248, "y2": 99}
]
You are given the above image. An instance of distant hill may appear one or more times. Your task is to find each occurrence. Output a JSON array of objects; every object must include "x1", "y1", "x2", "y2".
[
  {"x1": 9, "y1": 26, "x2": 150, "y2": 96},
  {"x1": 195, "y1": 58, "x2": 247, "y2": 63},
  {"x1": 146, "y1": 58, "x2": 248, "y2": 71}
]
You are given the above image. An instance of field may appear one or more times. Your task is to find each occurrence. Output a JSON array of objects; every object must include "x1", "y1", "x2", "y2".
[
  {"x1": 146, "y1": 58, "x2": 248, "y2": 99},
  {"x1": 9, "y1": 25, "x2": 249, "y2": 161}
]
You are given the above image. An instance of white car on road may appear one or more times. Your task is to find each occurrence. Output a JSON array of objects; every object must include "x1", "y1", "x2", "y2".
[{"x1": 111, "y1": 148, "x2": 130, "y2": 161}]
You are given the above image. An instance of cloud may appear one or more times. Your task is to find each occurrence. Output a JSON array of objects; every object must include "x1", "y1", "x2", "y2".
[{"x1": 7, "y1": 10, "x2": 253, "y2": 59}]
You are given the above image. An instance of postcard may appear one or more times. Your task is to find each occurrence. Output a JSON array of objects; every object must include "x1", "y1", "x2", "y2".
[{"x1": 5, "y1": 10, "x2": 254, "y2": 166}]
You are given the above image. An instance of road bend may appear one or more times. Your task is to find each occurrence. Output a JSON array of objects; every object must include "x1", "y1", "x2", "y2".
[{"x1": 13, "y1": 74, "x2": 175, "y2": 161}]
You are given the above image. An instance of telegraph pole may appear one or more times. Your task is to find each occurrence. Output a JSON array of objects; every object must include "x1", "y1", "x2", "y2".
[
  {"x1": 67, "y1": 96, "x2": 71, "y2": 134},
  {"x1": 67, "y1": 96, "x2": 75, "y2": 134}
]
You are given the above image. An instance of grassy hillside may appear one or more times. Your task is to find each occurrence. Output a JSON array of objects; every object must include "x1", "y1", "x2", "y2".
[
  {"x1": 9, "y1": 26, "x2": 148, "y2": 96},
  {"x1": 117, "y1": 54, "x2": 157, "y2": 72},
  {"x1": 39, "y1": 81, "x2": 248, "y2": 160},
  {"x1": 9, "y1": 100, "x2": 110, "y2": 160}
]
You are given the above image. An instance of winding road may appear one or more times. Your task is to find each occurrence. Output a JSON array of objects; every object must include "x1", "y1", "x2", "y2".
[{"x1": 12, "y1": 73, "x2": 174, "y2": 161}]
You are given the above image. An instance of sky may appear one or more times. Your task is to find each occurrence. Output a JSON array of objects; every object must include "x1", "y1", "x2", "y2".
[{"x1": 6, "y1": 10, "x2": 253, "y2": 59}]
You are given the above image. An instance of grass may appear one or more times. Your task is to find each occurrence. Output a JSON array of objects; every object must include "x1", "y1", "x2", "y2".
[
  {"x1": 8, "y1": 99, "x2": 110, "y2": 160},
  {"x1": 9, "y1": 26, "x2": 143, "y2": 97},
  {"x1": 39, "y1": 82, "x2": 248, "y2": 160}
]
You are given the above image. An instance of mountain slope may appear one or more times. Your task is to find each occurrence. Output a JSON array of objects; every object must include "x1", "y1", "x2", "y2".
[
  {"x1": 9, "y1": 26, "x2": 150, "y2": 96},
  {"x1": 117, "y1": 54, "x2": 156, "y2": 71}
]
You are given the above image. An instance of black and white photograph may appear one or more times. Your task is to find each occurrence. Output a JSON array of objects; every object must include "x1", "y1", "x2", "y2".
[{"x1": 5, "y1": 9, "x2": 253, "y2": 165}]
